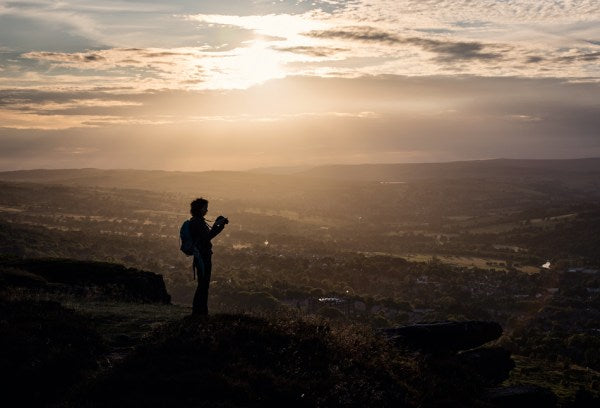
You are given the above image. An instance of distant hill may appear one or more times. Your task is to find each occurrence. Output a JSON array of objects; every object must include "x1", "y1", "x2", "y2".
[
  {"x1": 0, "y1": 168, "x2": 277, "y2": 192},
  {"x1": 2, "y1": 158, "x2": 600, "y2": 190},
  {"x1": 247, "y1": 164, "x2": 314, "y2": 175},
  {"x1": 0, "y1": 167, "x2": 360, "y2": 199},
  {"x1": 2, "y1": 159, "x2": 599, "y2": 225},
  {"x1": 298, "y1": 158, "x2": 600, "y2": 182}
]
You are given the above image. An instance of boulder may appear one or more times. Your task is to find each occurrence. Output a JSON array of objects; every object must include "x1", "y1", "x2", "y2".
[
  {"x1": 0, "y1": 258, "x2": 171, "y2": 303},
  {"x1": 457, "y1": 347, "x2": 515, "y2": 385},
  {"x1": 381, "y1": 321, "x2": 503, "y2": 353},
  {"x1": 485, "y1": 385, "x2": 557, "y2": 407}
]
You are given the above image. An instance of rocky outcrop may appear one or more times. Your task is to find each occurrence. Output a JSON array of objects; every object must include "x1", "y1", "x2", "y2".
[
  {"x1": 484, "y1": 385, "x2": 557, "y2": 407},
  {"x1": 381, "y1": 321, "x2": 503, "y2": 354},
  {"x1": 0, "y1": 258, "x2": 171, "y2": 303},
  {"x1": 382, "y1": 321, "x2": 556, "y2": 407},
  {"x1": 456, "y1": 347, "x2": 515, "y2": 386}
]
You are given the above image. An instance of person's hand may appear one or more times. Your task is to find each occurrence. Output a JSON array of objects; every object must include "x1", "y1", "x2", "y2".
[{"x1": 215, "y1": 215, "x2": 229, "y2": 226}]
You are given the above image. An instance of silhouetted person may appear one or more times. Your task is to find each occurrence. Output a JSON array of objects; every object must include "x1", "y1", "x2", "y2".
[{"x1": 189, "y1": 198, "x2": 227, "y2": 315}]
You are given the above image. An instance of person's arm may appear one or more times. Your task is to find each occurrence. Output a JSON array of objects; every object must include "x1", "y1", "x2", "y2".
[{"x1": 209, "y1": 217, "x2": 226, "y2": 239}]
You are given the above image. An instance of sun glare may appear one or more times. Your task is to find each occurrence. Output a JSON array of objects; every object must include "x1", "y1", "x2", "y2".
[{"x1": 203, "y1": 41, "x2": 287, "y2": 90}]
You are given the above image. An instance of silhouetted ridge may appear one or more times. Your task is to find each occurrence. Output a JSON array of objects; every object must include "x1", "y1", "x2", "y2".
[
  {"x1": 298, "y1": 158, "x2": 600, "y2": 183},
  {"x1": 2, "y1": 158, "x2": 600, "y2": 192}
]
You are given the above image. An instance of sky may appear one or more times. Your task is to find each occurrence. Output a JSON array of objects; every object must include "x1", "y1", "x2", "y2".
[{"x1": 0, "y1": 0, "x2": 599, "y2": 171}]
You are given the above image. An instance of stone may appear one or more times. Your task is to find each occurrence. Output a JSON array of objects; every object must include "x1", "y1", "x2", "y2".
[
  {"x1": 457, "y1": 347, "x2": 515, "y2": 385},
  {"x1": 381, "y1": 321, "x2": 503, "y2": 353},
  {"x1": 485, "y1": 385, "x2": 557, "y2": 407}
]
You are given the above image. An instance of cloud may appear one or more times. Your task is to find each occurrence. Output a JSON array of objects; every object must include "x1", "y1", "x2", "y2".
[
  {"x1": 333, "y1": 1, "x2": 600, "y2": 25},
  {"x1": 0, "y1": 110, "x2": 113, "y2": 130},
  {"x1": 556, "y1": 51, "x2": 600, "y2": 63},
  {"x1": 22, "y1": 48, "x2": 196, "y2": 67},
  {"x1": 1, "y1": 1, "x2": 599, "y2": 96},
  {"x1": 525, "y1": 56, "x2": 544, "y2": 63},
  {"x1": 0, "y1": 87, "x2": 149, "y2": 129},
  {"x1": 305, "y1": 26, "x2": 502, "y2": 61},
  {"x1": 402, "y1": 37, "x2": 503, "y2": 62},
  {"x1": 0, "y1": 82, "x2": 383, "y2": 129},
  {"x1": 20, "y1": 42, "x2": 323, "y2": 90},
  {"x1": 305, "y1": 26, "x2": 401, "y2": 44},
  {"x1": 140, "y1": 51, "x2": 195, "y2": 58},
  {"x1": 272, "y1": 45, "x2": 347, "y2": 57},
  {"x1": 20, "y1": 47, "x2": 209, "y2": 88},
  {"x1": 23, "y1": 51, "x2": 106, "y2": 63},
  {"x1": 416, "y1": 28, "x2": 454, "y2": 34},
  {"x1": 186, "y1": 13, "x2": 329, "y2": 39}
]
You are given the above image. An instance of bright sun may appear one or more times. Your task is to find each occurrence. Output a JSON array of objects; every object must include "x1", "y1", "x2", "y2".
[{"x1": 202, "y1": 41, "x2": 288, "y2": 90}]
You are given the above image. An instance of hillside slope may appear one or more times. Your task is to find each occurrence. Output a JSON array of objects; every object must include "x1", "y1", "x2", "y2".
[{"x1": 1, "y1": 257, "x2": 597, "y2": 407}]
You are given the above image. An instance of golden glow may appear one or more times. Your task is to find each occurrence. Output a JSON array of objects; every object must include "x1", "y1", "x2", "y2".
[{"x1": 200, "y1": 41, "x2": 287, "y2": 90}]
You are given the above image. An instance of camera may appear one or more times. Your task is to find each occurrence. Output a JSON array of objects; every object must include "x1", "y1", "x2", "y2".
[{"x1": 216, "y1": 215, "x2": 229, "y2": 225}]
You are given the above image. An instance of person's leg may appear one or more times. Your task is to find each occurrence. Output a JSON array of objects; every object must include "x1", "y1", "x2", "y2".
[
  {"x1": 192, "y1": 255, "x2": 212, "y2": 315},
  {"x1": 192, "y1": 256, "x2": 205, "y2": 315},
  {"x1": 200, "y1": 256, "x2": 212, "y2": 314}
]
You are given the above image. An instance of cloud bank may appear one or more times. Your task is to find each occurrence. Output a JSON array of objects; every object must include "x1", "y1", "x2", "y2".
[{"x1": 0, "y1": 1, "x2": 599, "y2": 170}]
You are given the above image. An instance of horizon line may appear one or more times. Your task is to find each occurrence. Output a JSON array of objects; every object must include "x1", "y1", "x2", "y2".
[{"x1": 2, "y1": 156, "x2": 600, "y2": 174}]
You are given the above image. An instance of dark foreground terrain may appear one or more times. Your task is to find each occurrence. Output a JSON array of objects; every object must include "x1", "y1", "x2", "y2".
[{"x1": 1, "y1": 258, "x2": 599, "y2": 407}]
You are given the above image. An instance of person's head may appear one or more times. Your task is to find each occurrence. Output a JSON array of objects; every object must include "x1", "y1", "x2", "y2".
[{"x1": 190, "y1": 198, "x2": 208, "y2": 218}]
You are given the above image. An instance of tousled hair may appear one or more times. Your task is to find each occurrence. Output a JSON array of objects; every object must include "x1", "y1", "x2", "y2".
[{"x1": 190, "y1": 198, "x2": 208, "y2": 218}]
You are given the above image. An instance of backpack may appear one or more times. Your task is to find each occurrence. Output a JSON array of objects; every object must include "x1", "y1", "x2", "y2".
[
  {"x1": 180, "y1": 219, "x2": 203, "y2": 280},
  {"x1": 179, "y1": 219, "x2": 195, "y2": 256}
]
